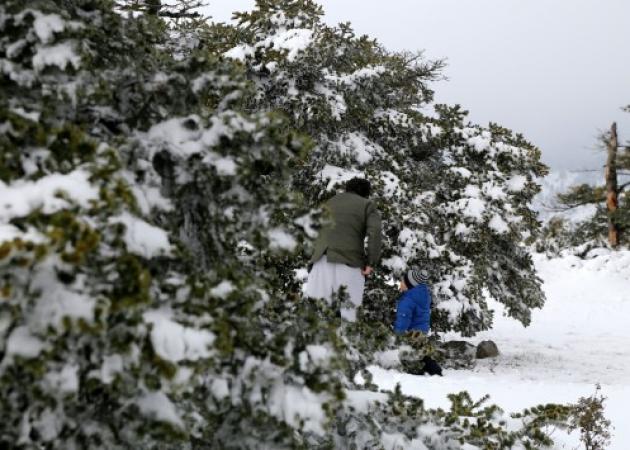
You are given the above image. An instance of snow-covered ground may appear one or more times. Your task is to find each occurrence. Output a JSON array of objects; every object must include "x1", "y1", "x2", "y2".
[{"x1": 370, "y1": 250, "x2": 630, "y2": 449}]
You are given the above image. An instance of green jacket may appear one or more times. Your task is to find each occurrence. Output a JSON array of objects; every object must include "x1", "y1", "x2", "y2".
[{"x1": 310, "y1": 192, "x2": 382, "y2": 268}]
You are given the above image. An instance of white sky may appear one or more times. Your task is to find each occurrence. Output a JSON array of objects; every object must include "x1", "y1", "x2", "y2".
[{"x1": 203, "y1": 0, "x2": 630, "y2": 170}]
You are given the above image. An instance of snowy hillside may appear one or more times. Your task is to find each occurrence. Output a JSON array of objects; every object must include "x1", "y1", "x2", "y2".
[{"x1": 367, "y1": 249, "x2": 630, "y2": 449}]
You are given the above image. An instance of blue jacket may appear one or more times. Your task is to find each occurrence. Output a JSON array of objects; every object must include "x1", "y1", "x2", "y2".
[{"x1": 394, "y1": 284, "x2": 432, "y2": 334}]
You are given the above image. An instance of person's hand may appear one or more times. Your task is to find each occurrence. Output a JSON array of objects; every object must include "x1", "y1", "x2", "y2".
[{"x1": 362, "y1": 266, "x2": 373, "y2": 277}]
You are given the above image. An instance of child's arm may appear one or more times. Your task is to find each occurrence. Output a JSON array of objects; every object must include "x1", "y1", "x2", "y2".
[{"x1": 394, "y1": 297, "x2": 413, "y2": 334}]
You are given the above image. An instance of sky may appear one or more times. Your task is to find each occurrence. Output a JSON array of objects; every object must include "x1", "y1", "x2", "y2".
[{"x1": 203, "y1": 0, "x2": 630, "y2": 171}]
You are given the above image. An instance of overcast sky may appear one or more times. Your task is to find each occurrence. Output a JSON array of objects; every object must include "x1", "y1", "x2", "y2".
[{"x1": 203, "y1": 0, "x2": 629, "y2": 171}]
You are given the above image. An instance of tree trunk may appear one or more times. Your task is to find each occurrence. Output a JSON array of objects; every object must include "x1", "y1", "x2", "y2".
[{"x1": 605, "y1": 122, "x2": 619, "y2": 247}]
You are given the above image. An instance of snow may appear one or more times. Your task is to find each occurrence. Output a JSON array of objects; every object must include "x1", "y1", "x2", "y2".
[
  {"x1": 209, "y1": 280, "x2": 234, "y2": 299},
  {"x1": 381, "y1": 171, "x2": 401, "y2": 198},
  {"x1": 267, "y1": 227, "x2": 297, "y2": 251},
  {"x1": 488, "y1": 214, "x2": 509, "y2": 234},
  {"x1": 370, "y1": 249, "x2": 630, "y2": 449},
  {"x1": 4, "y1": 326, "x2": 44, "y2": 359},
  {"x1": 224, "y1": 28, "x2": 313, "y2": 63},
  {"x1": 506, "y1": 175, "x2": 528, "y2": 192},
  {"x1": 223, "y1": 45, "x2": 254, "y2": 62},
  {"x1": 267, "y1": 383, "x2": 328, "y2": 435},
  {"x1": 44, "y1": 365, "x2": 79, "y2": 394},
  {"x1": 0, "y1": 224, "x2": 46, "y2": 243},
  {"x1": 32, "y1": 12, "x2": 65, "y2": 44},
  {"x1": 109, "y1": 212, "x2": 172, "y2": 259},
  {"x1": 10, "y1": 107, "x2": 40, "y2": 122},
  {"x1": 325, "y1": 65, "x2": 387, "y2": 89},
  {"x1": 0, "y1": 169, "x2": 98, "y2": 222},
  {"x1": 144, "y1": 310, "x2": 215, "y2": 363},
  {"x1": 317, "y1": 164, "x2": 364, "y2": 191},
  {"x1": 204, "y1": 154, "x2": 237, "y2": 176},
  {"x1": 32, "y1": 42, "x2": 81, "y2": 72},
  {"x1": 136, "y1": 392, "x2": 184, "y2": 428},
  {"x1": 333, "y1": 132, "x2": 381, "y2": 164},
  {"x1": 210, "y1": 378, "x2": 229, "y2": 400},
  {"x1": 449, "y1": 197, "x2": 486, "y2": 221},
  {"x1": 533, "y1": 170, "x2": 606, "y2": 223},
  {"x1": 450, "y1": 167, "x2": 472, "y2": 179},
  {"x1": 262, "y1": 28, "x2": 313, "y2": 62},
  {"x1": 92, "y1": 354, "x2": 124, "y2": 384},
  {"x1": 147, "y1": 117, "x2": 202, "y2": 156},
  {"x1": 32, "y1": 278, "x2": 96, "y2": 332}
]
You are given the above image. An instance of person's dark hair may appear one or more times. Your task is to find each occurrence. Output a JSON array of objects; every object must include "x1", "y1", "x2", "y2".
[{"x1": 345, "y1": 177, "x2": 371, "y2": 198}]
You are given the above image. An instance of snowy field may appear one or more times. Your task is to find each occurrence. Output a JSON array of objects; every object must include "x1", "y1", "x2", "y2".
[{"x1": 369, "y1": 250, "x2": 630, "y2": 449}]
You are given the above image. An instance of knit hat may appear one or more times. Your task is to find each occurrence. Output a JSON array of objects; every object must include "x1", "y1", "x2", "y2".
[{"x1": 404, "y1": 268, "x2": 430, "y2": 288}]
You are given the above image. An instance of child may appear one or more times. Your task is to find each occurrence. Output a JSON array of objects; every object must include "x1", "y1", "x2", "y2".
[
  {"x1": 394, "y1": 268, "x2": 442, "y2": 376},
  {"x1": 394, "y1": 268, "x2": 432, "y2": 335}
]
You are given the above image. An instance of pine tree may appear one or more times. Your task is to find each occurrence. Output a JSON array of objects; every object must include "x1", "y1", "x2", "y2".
[
  {"x1": 220, "y1": 0, "x2": 548, "y2": 340},
  {"x1": 0, "y1": 1, "x2": 593, "y2": 448},
  {"x1": 0, "y1": 1, "x2": 344, "y2": 447},
  {"x1": 542, "y1": 118, "x2": 630, "y2": 253}
]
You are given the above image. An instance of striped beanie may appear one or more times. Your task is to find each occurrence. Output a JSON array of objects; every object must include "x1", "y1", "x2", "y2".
[{"x1": 404, "y1": 268, "x2": 430, "y2": 288}]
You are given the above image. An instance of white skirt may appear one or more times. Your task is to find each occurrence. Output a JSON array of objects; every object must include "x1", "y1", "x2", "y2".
[{"x1": 304, "y1": 255, "x2": 365, "y2": 322}]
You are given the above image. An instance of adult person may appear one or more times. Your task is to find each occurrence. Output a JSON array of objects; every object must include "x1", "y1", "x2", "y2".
[{"x1": 305, "y1": 178, "x2": 382, "y2": 321}]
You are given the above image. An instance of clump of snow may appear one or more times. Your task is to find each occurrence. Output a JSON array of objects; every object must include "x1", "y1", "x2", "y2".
[
  {"x1": 0, "y1": 224, "x2": 46, "y2": 244},
  {"x1": 450, "y1": 167, "x2": 472, "y2": 179},
  {"x1": 32, "y1": 42, "x2": 81, "y2": 72},
  {"x1": 266, "y1": 28, "x2": 313, "y2": 61},
  {"x1": 44, "y1": 365, "x2": 79, "y2": 394},
  {"x1": 506, "y1": 175, "x2": 527, "y2": 192},
  {"x1": 32, "y1": 276, "x2": 96, "y2": 332},
  {"x1": 0, "y1": 169, "x2": 98, "y2": 222},
  {"x1": 136, "y1": 392, "x2": 184, "y2": 428},
  {"x1": 267, "y1": 383, "x2": 327, "y2": 435},
  {"x1": 317, "y1": 164, "x2": 364, "y2": 191},
  {"x1": 210, "y1": 378, "x2": 229, "y2": 401},
  {"x1": 4, "y1": 326, "x2": 44, "y2": 359},
  {"x1": 223, "y1": 44, "x2": 254, "y2": 62},
  {"x1": 32, "y1": 12, "x2": 65, "y2": 44},
  {"x1": 91, "y1": 354, "x2": 124, "y2": 384},
  {"x1": 374, "y1": 349, "x2": 401, "y2": 369},
  {"x1": 109, "y1": 212, "x2": 172, "y2": 259},
  {"x1": 381, "y1": 171, "x2": 401, "y2": 198},
  {"x1": 332, "y1": 132, "x2": 381, "y2": 165},
  {"x1": 268, "y1": 227, "x2": 297, "y2": 251},
  {"x1": 204, "y1": 153, "x2": 237, "y2": 176},
  {"x1": 10, "y1": 107, "x2": 40, "y2": 122},
  {"x1": 209, "y1": 280, "x2": 234, "y2": 299},
  {"x1": 344, "y1": 390, "x2": 388, "y2": 412},
  {"x1": 488, "y1": 214, "x2": 509, "y2": 234},
  {"x1": 147, "y1": 117, "x2": 202, "y2": 157},
  {"x1": 325, "y1": 65, "x2": 387, "y2": 89},
  {"x1": 144, "y1": 310, "x2": 215, "y2": 363},
  {"x1": 314, "y1": 84, "x2": 347, "y2": 120},
  {"x1": 225, "y1": 28, "x2": 313, "y2": 63}
]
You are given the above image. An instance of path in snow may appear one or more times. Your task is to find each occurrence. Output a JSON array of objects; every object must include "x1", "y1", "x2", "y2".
[{"x1": 370, "y1": 251, "x2": 630, "y2": 449}]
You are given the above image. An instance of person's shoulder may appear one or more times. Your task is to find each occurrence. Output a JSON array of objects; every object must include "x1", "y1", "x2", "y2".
[
  {"x1": 409, "y1": 284, "x2": 430, "y2": 299},
  {"x1": 333, "y1": 192, "x2": 369, "y2": 207}
]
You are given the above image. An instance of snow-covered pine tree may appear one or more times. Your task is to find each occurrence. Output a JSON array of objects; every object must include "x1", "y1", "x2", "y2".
[
  {"x1": 221, "y1": 0, "x2": 548, "y2": 341},
  {"x1": 540, "y1": 117, "x2": 630, "y2": 253},
  {"x1": 0, "y1": 1, "x2": 345, "y2": 447},
  {"x1": 0, "y1": 1, "x2": 588, "y2": 448}
]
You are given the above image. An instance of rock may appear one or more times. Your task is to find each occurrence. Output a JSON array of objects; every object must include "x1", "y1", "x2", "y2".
[
  {"x1": 476, "y1": 340, "x2": 499, "y2": 359},
  {"x1": 439, "y1": 340, "x2": 477, "y2": 369}
]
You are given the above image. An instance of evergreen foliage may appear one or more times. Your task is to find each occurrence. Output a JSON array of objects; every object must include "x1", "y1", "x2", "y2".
[
  {"x1": 218, "y1": 0, "x2": 547, "y2": 340},
  {"x1": 539, "y1": 120, "x2": 630, "y2": 254},
  {"x1": 0, "y1": 0, "x2": 597, "y2": 448}
]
